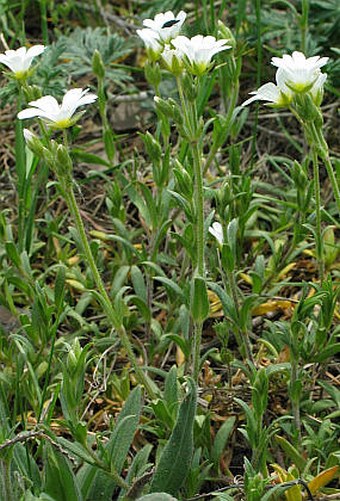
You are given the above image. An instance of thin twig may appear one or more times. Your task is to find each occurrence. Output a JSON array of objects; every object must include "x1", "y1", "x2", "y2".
[{"x1": 185, "y1": 483, "x2": 244, "y2": 501}]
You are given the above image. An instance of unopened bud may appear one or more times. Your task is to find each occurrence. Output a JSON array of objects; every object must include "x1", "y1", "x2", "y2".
[
  {"x1": 23, "y1": 129, "x2": 47, "y2": 158},
  {"x1": 144, "y1": 61, "x2": 161, "y2": 89},
  {"x1": 217, "y1": 20, "x2": 236, "y2": 49},
  {"x1": 92, "y1": 49, "x2": 105, "y2": 79},
  {"x1": 56, "y1": 144, "x2": 73, "y2": 177}
]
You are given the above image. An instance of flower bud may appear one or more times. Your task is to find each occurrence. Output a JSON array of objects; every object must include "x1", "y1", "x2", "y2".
[
  {"x1": 293, "y1": 93, "x2": 320, "y2": 122},
  {"x1": 92, "y1": 49, "x2": 105, "y2": 79},
  {"x1": 23, "y1": 129, "x2": 47, "y2": 158},
  {"x1": 154, "y1": 96, "x2": 174, "y2": 117},
  {"x1": 173, "y1": 159, "x2": 193, "y2": 199},
  {"x1": 142, "y1": 131, "x2": 162, "y2": 163},
  {"x1": 217, "y1": 20, "x2": 236, "y2": 50},
  {"x1": 66, "y1": 338, "x2": 83, "y2": 374},
  {"x1": 144, "y1": 61, "x2": 162, "y2": 89},
  {"x1": 56, "y1": 144, "x2": 73, "y2": 177}
]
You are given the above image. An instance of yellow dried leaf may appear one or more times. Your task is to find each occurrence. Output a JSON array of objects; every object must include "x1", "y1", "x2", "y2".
[
  {"x1": 277, "y1": 262, "x2": 296, "y2": 280},
  {"x1": 308, "y1": 466, "x2": 339, "y2": 495},
  {"x1": 52, "y1": 236, "x2": 61, "y2": 255},
  {"x1": 208, "y1": 290, "x2": 223, "y2": 316},
  {"x1": 271, "y1": 464, "x2": 302, "y2": 501},
  {"x1": 176, "y1": 344, "x2": 186, "y2": 366},
  {"x1": 252, "y1": 300, "x2": 293, "y2": 316},
  {"x1": 240, "y1": 272, "x2": 253, "y2": 285}
]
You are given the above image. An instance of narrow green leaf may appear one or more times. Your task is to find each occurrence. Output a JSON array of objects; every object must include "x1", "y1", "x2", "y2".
[
  {"x1": 150, "y1": 378, "x2": 197, "y2": 495},
  {"x1": 212, "y1": 417, "x2": 236, "y2": 466},
  {"x1": 44, "y1": 446, "x2": 83, "y2": 501},
  {"x1": 130, "y1": 265, "x2": 147, "y2": 303},
  {"x1": 81, "y1": 387, "x2": 142, "y2": 500},
  {"x1": 164, "y1": 366, "x2": 179, "y2": 412},
  {"x1": 154, "y1": 276, "x2": 185, "y2": 301},
  {"x1": 55, "y1": 266, "x2": 66, "y2": 314},
  {"x1": 191, "y1": 277, "x2": 210, "y2": 322},
  {"x1": 274, "y1": 435, "x2": 306, "y2": 471}
]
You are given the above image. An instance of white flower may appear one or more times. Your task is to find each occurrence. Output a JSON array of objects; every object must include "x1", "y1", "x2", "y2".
[
  {"x1": 209, "y1": 222, "x2": 223, "y2": 245},
  {"x1": 142, "y1": 11, "x2": 186, "y2": 42},
  {"x1": 242, "y1": 67, "x2": 293, "y2": 107},
  {"x1": 136, "y1": 28, "x2": 163, "y2": 58},
  {"x1": 18, "y1": 88, "x2": 97, "y2": 129},
  {"x1": 171, "y1": 35, "x2": 231, "y2": 75},
  {"x1": 161, "y1": 45, "x2": 183, "y2": 74},
  {"x1": 271, "y1": 51, "x2": 328, "y2": 93},
  {"x1": 0, "y1": 45, "x2": 45, "y2": 79},
  {"x1": 242, "y1": 82, "x2": 292, "y2": 107}
]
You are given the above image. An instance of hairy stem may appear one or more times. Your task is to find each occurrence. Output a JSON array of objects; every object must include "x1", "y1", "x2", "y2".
[{"x1": 59, "y1": 169, "x2": 156, "y2": 399}]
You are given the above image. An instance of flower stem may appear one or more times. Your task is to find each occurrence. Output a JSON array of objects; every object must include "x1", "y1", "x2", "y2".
[
  {"x1": 59, "y1": 170, "x2": 156, "y2": 399},
  {"x1": 311, "y1": 146, "x2": 324, "y2": 280},
  {"x1": 300, "y1": 0, "x2": 309, "y2": 54},
  {"x1": 39, "y1": 0, "x2": 49, "y2": 45},
  {"x1": 192, "y1": 142, "x2": 205, "y2": 277},
  {"x1": 311, "y1": 122, "x2": 340, "y2": 213},
  {"x1": 177, "y1": 75, "x2": 207, "y2": 381},
  {"x1": 15, "y1": 85, "x2": 26, "y2": 252}
]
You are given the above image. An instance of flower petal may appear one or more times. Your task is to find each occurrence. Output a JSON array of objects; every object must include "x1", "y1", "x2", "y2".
[
  {"x1": 26, "y1": 45, "x2": 45, "y2": 58},
  {"x1": 18, "y1": 108, "x2": 45, "y2": 119},
  {"x1": 28, "y1": 95, "x2": 60, "y2": 114}
]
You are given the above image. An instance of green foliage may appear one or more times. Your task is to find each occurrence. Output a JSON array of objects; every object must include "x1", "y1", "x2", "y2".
[
  {"x1": 0, "y1": 0, "x2": 338, "y2": 499},
  {"x1": 58, "y1": 27, "x2": 134, "y2": 87},
  {"x1": 150, "y1": 378, "x2": 197, "y2": 495}
]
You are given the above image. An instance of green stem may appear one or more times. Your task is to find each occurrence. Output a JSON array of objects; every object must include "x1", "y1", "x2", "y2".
[
  {"x1": 177, "y1": 75, "x2": 206, "y2": 381},
  {"x1": 39, "y1": 0, "x2": 49, "y2": 45},
  {"x1": 311, "y1": 146, "x2": 324, "y2": 280},
  {"x1": 311, "y1": 123, "x2": 340, "y2": 213},
  {"x1": 192, "y1": 142, "x2": 205, "y2": 277},
  {"x1": 97, "y1": 76, "x2": 115, "y2": 164},
  {"x1": 193, "y1": 321, "x2": 203, "y2": 382},
  {"x1": 192, "y1": 141, "x2": 205, "y2": 380},
  {"x1": 290, "y1": 354, "x2": 302, "y2": 444},
  {"x1": 60, "y1": 173, "x2": 156, "y2": 399},
  {"x1": 300, "y1": 0, "x2": 309, "y2": 53},
  {"x1": 176, "y1": 76, "x2": 192, "y2": 138},
  {"x1": 15, "y1": 86, "x2": 26, "y2": 252}
]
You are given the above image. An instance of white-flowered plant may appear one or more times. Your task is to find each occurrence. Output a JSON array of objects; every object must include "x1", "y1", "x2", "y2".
[
  {"x1": 142, "y1": 10, "x2": 186, "y2": 42},
  {"x1": 0, "y1": 45, "x2": 45, "y2": 80},
  {"x1": 242, "y1": 83, "x2": 283, "y2": 107},
  {"x1": 18, "y1": 88, "x2": 97, "y2": 129},
  {"x1": 136, "y1": 28, "x2": 163, "y2": 60},
  {"x1": 161, "y1": 45, "x2": 184, "y2": 74},
  {"x1": 271, "y1": 51, "x2": 329, "y2": 93},
  {"x1": 171, "y1": 35, "x2": 231, "y2": 75},
  {"x1": 242, "y1": 50, "x2": 328, "y2": 109},
  {"x1": 209, "y1": 222, "x2": 224, "y2": 245},
  {"x1": 242, "y1": 76, "x2": 292, "y2": 108}
]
